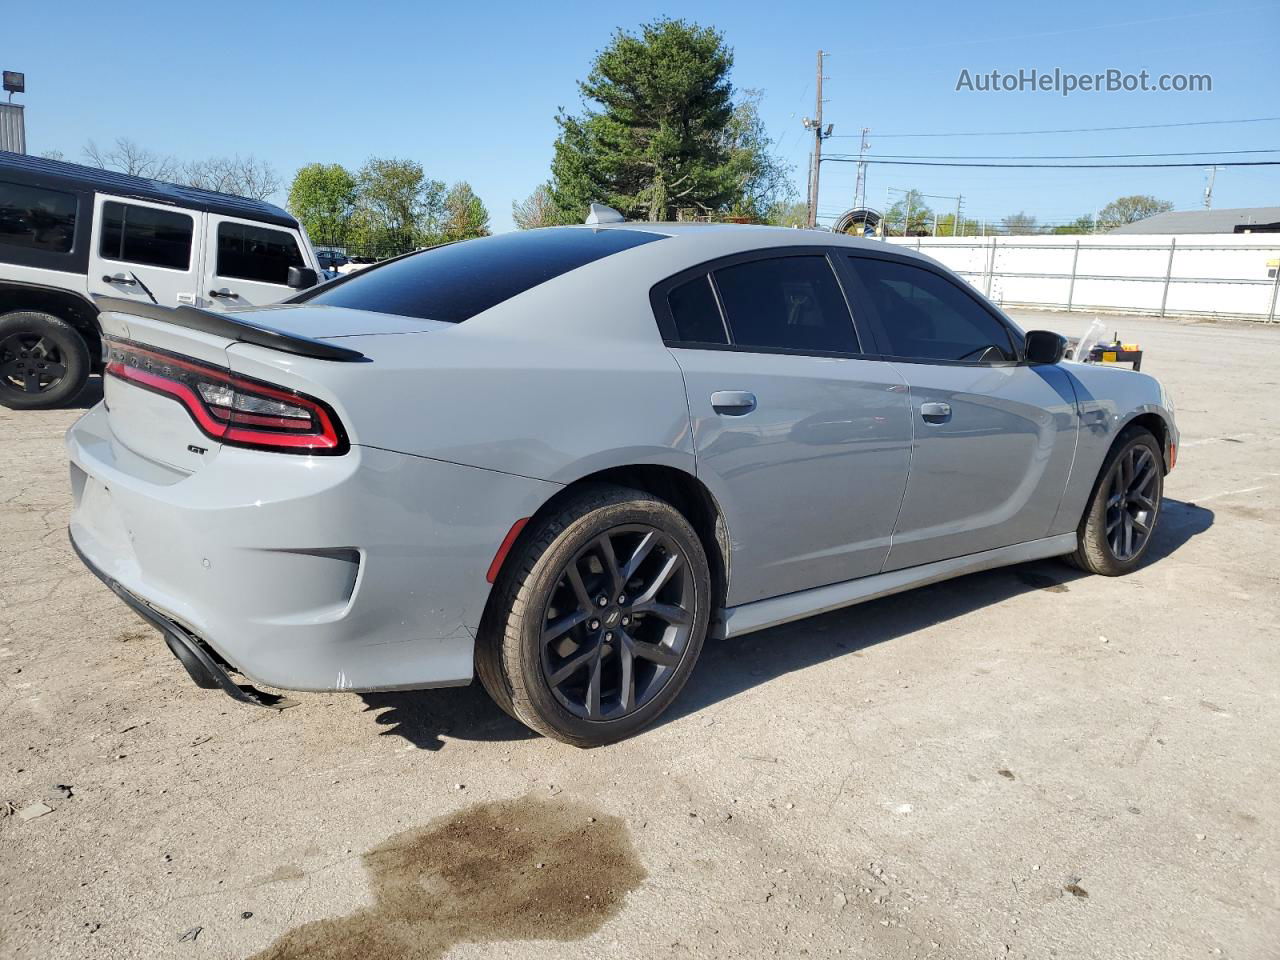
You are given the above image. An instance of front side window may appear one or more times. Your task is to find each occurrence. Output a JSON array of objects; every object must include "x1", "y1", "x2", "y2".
[
  {"x1": 712, "y1": 256, "x2": 859, "y2": 354},
  {"x1": 0, "y1": 181, "x2": 77, "y2": 254},
  {"x1": 217, "y1": 221, "x2": 304, "y2": 284},
  {"x1": 845, "y1": 257, "x2": 1016, "y2": 362},
  {"x1": 100, "y1": 201, "x2": 193, "y2": 269}
]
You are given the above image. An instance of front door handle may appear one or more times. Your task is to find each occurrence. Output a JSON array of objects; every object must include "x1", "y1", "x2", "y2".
[
  {"x1": 711, "y1": 390, "x2": 757, "y2": 416},
  {"x1": 920, "y1": 401, "x2": 952, "y2": 424},
  {"x1": 208, "y1": 288, "x2": 238, "y2": 299},
  {"x1": 103, "y1": 273, "x2": 136, "y2": 285}
]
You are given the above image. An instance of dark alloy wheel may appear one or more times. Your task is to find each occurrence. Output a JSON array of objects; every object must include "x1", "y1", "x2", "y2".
[
  {"x1": 540, "y1": 524, "x2": 695, "y2": 721},
  {"x1": 1103, "y1": 443, "x2": 1159, "y2": 561},
  {"x1": 0, "y1": 311, "x2": 92, "y2": 410},
  {"x1": 1067, "y1": 427, "x2": 1164, "y2": 576},
  {"x1": 476, "y1": 484, "x2": 712, "y2": 747}
]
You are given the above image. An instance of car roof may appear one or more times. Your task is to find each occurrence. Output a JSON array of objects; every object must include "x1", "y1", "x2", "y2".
[{"x1": 0, "y1": 151, "x2": 297, "y2": 229}]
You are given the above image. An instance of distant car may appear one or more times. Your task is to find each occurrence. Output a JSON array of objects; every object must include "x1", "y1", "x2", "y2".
[
  {"x1": 0, "y1": 152, "x2": 323, "y2": 409},
  {"x1": 336, "y1": 255, "x2": 376, "y2": 276},
  {"x1": 315, "y1": 250, "x2": 349, "y2": 273},
  {"x1": 67, "y1": 214, "x2": 1178, "y2": 746}
]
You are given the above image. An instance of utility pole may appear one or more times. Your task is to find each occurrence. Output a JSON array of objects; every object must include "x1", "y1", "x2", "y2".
[
  {"x1": 803, "y1": 51, "x2": 832, "y2": 229},
  {"x1": 852, "y1": 126, "x2": 871, "y2": 211},
  {"x1": 1203, "y1": 166, "x2": 1219, "y2": 208},
  {"x1": 954, "y1": 194, "x2": 963, "y2": 237}
]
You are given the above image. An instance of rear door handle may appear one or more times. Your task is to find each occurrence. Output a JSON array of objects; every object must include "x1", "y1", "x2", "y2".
[
  {"x1": 920, "y1": 401, "x2": 952, "y2": 424},
  {"x1": 711, "y1": 390, "x2": 757, "y2": 416},
  {"x1": 208, "y1": 288, "x2": 238, "y2": 299},
  {"x1": 103, "y1": 273, "x2": 136, "y2": 285}
]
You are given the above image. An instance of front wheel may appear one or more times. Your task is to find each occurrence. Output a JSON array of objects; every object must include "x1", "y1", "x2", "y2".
[
  {"x1": 1068, "y1": 428, "x2": 1164, "y2": 575},
  {"x1": 477, "y1": 485, "x2": 711, "y2": 747}
]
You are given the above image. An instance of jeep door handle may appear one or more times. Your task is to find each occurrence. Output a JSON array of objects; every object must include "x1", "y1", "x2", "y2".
[
  {"x1": 208, "y1": 288, "x2": 238, "y2": 299},
  {"x1": 711, "y1": 391, "x2": 757, "y2": 415},
  {"x1": 103, "y1": 273, "x2": 136, "y2": 285},
  {"x1": 920, "y1": 401, "x2": 952, "y2": 423}
]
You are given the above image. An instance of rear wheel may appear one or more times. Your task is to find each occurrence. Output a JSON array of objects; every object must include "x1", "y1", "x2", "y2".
[
  {"x1": 0, "y1": 311, "x2": 91, "y2": 410},
  {"x1": 1067, "y1": 427, "x2": 1164, "y2": 575},
  {"x1": 477, "y1": 485, "x2": 711, "y2": 747}
]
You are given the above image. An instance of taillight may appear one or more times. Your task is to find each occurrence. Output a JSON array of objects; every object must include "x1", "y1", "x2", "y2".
[{"x1": 104, "y1": 338, "x2": 348, "y2": 455}]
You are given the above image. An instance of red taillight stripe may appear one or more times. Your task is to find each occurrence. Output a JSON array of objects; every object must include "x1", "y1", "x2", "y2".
[
  {"x1": 103, "y1": 338, "x2": 348, "y2": 455},
  {"x1": 486, "y1": 517, "x2": 530, "y2": 584}
]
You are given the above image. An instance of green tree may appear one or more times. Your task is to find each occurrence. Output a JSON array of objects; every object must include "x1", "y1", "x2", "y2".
[
  {"x1": 441, "y1": 182, "x2": 491, "y2": 242},
  {"x1": 1098, "y1": 194, "x2": 1174, "y2": 230},
  {"x1": 766, "y1": 201, "x2": 809, "y2": 228},
  {"x1": 354, "y1": 157, "x2": 445, "y2": 254},
  {"x1": 287, "y1": 163, "x2": 357, "y2": 246},
  {"x1": 885, "y1": 190, "x2": 933, "y2": 236},
  {"x1": 550, "y1": 19, "x2": 740, "y2": 221},
  {"x1": 1050, "y1": 214, "x2": 1098, "y2": 235}
]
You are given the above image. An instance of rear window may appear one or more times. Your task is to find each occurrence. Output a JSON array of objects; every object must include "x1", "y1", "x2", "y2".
[
  {"x1": 299, "y1": 227, "x2": 665, "y2": 322},
  {"x1": 100, "y1": 201, "x2": 193, "y2": 270},
  {"x1": 0, "y1": 180, "x2": 77, "y2": 254}
]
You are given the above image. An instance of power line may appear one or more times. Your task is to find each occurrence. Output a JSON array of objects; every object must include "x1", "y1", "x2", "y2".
[
  {"x1": 823, "y1": 148, "x2": 1280, "y2": 161},
  {"x1": 821, "y1": 158, "x2": 1280, "y2": 169},
  {"x1": 826, "y1": 116, "x2": 1280, "y2": 139}
]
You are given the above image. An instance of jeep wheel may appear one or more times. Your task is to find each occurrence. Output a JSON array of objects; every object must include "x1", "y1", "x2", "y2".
[{"x1": 0, "y1": 311, "x2": 92, "y2": 410}]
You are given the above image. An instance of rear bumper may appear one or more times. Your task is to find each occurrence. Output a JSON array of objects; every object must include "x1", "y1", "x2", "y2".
[{"x1": 66, "y1": 402, "x2": 559, "y2": 692}]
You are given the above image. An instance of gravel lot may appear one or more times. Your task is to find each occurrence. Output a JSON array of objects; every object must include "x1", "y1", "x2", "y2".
[{"x1": 1, "y1": 310, "x2": 1277, "y2": 960}]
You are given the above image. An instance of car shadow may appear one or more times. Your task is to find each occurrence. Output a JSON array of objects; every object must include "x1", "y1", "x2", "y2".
[
  {"x1": 66, "y1": 375, "x2": 104, "y2": 409},
  {"x1": 358, "y1": 683, "x2": 536, "y2": 752},
  {"x1": 360, "y1": 499, "x2": 1212, "y2": 749},
  {"x1": 662, "y1": 497, "x2": 1214, "y2": 728}
]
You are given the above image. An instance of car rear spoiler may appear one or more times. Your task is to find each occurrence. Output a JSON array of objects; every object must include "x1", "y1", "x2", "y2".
[{"x1": 91, "y1": 296, "x2": 366, "y2": 362}]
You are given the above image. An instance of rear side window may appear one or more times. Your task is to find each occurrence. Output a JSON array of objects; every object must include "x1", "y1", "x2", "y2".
[
  {"x1": 100, "y1": 201, "x2": 193, "y2": 269},
  {"x1": 300, "y1": 227, "x2": 664, "y2": 323},
  {"x1": 845, "y1": 257, "x2": 1015, "y2": 362},
  {"x1": 216, "y1": 221, "x2": 304, "y2": 284},
  {"x1": 712, "y1": 256, "x2": 859, "y2": 354},
  {"x1": 0, "y1": 181, "x2": 77, "y2": 254},
  {"x1": 667, "y1": 275, "x2": 728, "y2": 344}
]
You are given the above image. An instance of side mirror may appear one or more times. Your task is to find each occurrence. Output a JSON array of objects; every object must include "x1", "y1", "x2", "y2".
[
  {"x1": 1023, "y1": 330, "x2": 1067, "y2": 365},
  {"x1": 287, "y1": 266, "x2": 319, "y2": 289}
]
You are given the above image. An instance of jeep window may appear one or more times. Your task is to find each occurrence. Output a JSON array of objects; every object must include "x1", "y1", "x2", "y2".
[
  {"x1": 298, "y1": 227, "x2": 665, "y2": 322},
  {"x1": 100, "y1": 201, "x2": 193, "y2": 270},
  {"x1": 216, "y1": 222, "x2": 304, "y2": 285},
  {"x1": 0, "y1": 180, "x2": 77, "y2": 254}
]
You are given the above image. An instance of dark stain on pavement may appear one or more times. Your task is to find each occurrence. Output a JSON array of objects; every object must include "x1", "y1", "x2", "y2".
[{"x1": 250, "y1": 796, "x2": 645, "y2": 960}]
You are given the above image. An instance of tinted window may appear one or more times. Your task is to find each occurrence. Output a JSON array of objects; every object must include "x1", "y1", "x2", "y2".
[
  {"x1": 100, "y1": 201, "x2": 192, "y2": 269},
  {"x1": 712, "y1": 256, "x2": 858, "y2": 354},
  {"x1": 301, "y1": 227, "x2": 664, "y2": 323},
  {"x1": 0, "y1": 181, "x2": 77, "y2": 254},
  {"x1": 216, "y1": 221, "x2": 303, "y2": 284},
  {"x1": 846, "y1": 257, "x2": 1016, "y2": 362},
  {"x1": 667, "y1": 275, "x2": 728, "y2": 344}
]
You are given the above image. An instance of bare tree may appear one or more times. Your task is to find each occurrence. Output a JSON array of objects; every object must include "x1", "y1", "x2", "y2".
[
  {"x1": 512, "y1": 183, "x2": 567, "y2": 229},
  {"x1": 181, "y1": 155, "x2": 281, "y2": 201},
  {"x1": 82, "y1": 138, "x2": 179, "y2": 180},
  {"x1": 1001, "y1": 211, "x2": 1039, "y2": 235}
]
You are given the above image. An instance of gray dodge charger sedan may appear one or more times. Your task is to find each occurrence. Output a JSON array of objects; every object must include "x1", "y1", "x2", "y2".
[{"x1": 67, "y1": 215, "x2": 1177, "y2": 746}]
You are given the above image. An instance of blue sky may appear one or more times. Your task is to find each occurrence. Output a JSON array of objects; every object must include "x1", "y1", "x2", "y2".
[{"x1": 6, "y1": 0, "x2": 1277, "y2": 232}]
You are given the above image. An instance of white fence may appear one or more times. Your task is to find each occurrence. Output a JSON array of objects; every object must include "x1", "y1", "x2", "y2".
[{"x1": 886, "y1": 233, "x2": 1280, "y2": 322}]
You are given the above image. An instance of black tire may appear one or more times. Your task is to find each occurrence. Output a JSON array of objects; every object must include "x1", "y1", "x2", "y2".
[
  {"x1": 1067, "y1": 427, "x2": 1164, "y2": 576},
  {"x1": 476, "y1": 484, "x2": 711, "y2": 747},
  {"x1": 0, "y1": 310, "x2": 92, "y2": 410}
]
